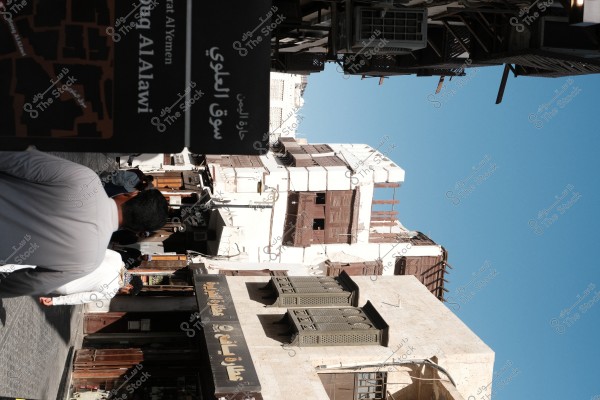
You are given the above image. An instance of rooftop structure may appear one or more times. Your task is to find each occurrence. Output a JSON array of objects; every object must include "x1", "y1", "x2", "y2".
[
  {"x1": 200, "y1": 138, "x2": 449, "y2": 300},
  {"x1": 269, "y1": 72, "x2": 308, "y2": 141},
  {"x1": 268, "y1": 0, "x2": 600, "y2": 102}
]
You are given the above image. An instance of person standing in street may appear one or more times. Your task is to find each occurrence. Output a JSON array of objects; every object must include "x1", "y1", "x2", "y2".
[
  {"x1": 0, "y1": 149, "x2": 169, "y2": 297},
  {"x1": 102, "y1": 169, "x2": 154, "y2": 197},
  {"x1": 37, "y1": 249, "x2": 144, "y2": 306}
]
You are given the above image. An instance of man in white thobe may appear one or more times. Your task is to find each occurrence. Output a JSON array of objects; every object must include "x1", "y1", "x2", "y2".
[{"x1": 0, "y1": 149, "x2": 168, "y2": 297}]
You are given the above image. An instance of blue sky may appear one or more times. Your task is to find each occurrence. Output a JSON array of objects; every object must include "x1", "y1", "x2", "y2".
[{"x1": 299, "y1": 64, "x2": 600, "y2": 400}]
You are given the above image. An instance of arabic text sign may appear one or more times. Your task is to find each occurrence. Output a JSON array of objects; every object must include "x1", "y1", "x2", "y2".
[
  {"x1": 190, "y1": 0, "x2": 271, "y2": 155},
  {"x1": 1, "y1": 0, "x2": 270, "y2": 155},
  {"x1": 193, "y1": 273, "x2": 261, "y2": 397}
]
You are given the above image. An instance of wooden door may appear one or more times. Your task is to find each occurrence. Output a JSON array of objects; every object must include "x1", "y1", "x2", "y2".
[
  {"x1": 319, "y1": 373, "x2": 355, "y2": 400},
  {"x1": 325, "y1": 191, "x2": 354, "y2": 244}
]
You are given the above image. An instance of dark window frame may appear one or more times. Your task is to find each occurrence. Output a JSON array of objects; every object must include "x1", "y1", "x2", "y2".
[
  {"x1": 316, "y1": 192, "x2": 326, "y2": 204},
  {"x1": 313, "y1": 218, "x2": 325, "y2": 230}
]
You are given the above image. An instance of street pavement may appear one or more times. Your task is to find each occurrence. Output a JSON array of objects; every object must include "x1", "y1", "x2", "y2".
[{"x1": 0, "y1": 297, "x2": 83, "y2": 400}]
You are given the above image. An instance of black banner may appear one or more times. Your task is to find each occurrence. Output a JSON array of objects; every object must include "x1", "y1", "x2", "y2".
[
  {"x1": 0, "y1": 0, "x2": 270, "y2": 154},
  {"x1": 193, "y1": 272, "x2": 262, "y2": 398},
  {"x1": 190, "y1": 0, "x2": 271, "y2": 154}
]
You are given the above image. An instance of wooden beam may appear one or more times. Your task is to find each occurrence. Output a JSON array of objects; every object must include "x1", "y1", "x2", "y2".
[
  {"x1": 138, "y1": 260, "x2": 187, "y2": 269},
  {"x1": 370, "y1": 233, "x2": 400, "y2": 238},
  {"x1": 442, "y1": 21, "x2": 470, "y2": 54},
  {"x1": 372, "y1": 211, "x2": 398, "y2": 216},
  {"x1": 476, "y1": 12, "x2": 504, "y2": 44},
  {"x1": 427, "y1": 37, "x2": 443, "y2": 58},
  {"x1": 372, "y1": 200, "x2": 399, "y2": 205},
  {"x1": 370, "y1": 221, "x2": 397, "y2": 227},
  {"x1": 128, "y1": 269, "x2": 178, "y2": 275},
  {"x1": 458, "y1": 15, "x2": 489, "y2": 53},
  {"x1": 140, "y1": 285, "x2": 194, "y2": 291},
  {"x1": 496, "y1": 64, "x2": 511, "y2": 104},
  {"x1": 433, "y1": 7, "x2": 516, "y2": 19},
  {"x1": 374, "y1": 182, "x2": 400, "y2": 188},
  {"x1": 369, "y1": 234, "x2": 401, "y2": 243},
  {"x1": 436, "y1": 76, "x2": 445, "y2": 94},
  {"x1": 150, "y1": 254, "x2": 187, "y2": 261}
]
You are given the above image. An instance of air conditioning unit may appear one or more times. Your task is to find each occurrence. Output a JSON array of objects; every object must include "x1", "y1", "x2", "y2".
[{"x1": 353, "y1": 7, "x2": 428, "y2": 55}]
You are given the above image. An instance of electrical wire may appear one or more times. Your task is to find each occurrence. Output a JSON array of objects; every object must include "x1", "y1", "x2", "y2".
[{"x1": 315, "y1": 358, "x2": 457, "y2": 387}]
